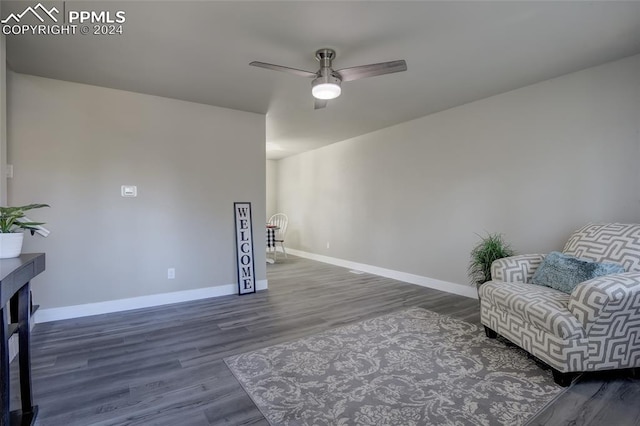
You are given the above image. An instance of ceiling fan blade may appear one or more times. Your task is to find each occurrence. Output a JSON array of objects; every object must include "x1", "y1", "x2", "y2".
[
  {"x1": 336, "y1": 60, "x2": 407, "y2": 82},
  {"x1": 314, "y1": 99, "x2": 328, "y2": 110},
  {"x1": 249, "y1": 61, "x2": 317, "y2": 78}
]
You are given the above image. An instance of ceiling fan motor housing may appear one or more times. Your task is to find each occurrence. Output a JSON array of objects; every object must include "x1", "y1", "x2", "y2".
[
  {"x1": 312, "y1": 49, "x2": 342, "y2": 100},
  {"x1": 312, "y1": 73, "x2": 342, "y2": 99}
]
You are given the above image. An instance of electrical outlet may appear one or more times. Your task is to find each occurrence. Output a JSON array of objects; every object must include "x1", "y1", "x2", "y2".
[
  {"x1": 326, "y1": 242, "x2": 330, "y2": 249},
  {"x1": 168, "y1": 268, "x2": 175, "y2": 279}
]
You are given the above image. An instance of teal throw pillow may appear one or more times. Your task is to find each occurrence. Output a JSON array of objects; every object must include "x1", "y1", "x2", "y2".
[{"x1": 531, "y1": 251, "x2": 625, "y2": 293}]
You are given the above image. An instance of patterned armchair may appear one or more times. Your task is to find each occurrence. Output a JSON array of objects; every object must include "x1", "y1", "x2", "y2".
[{"x1": 479, "y1": 223, "x2": 640, "y2": 386}]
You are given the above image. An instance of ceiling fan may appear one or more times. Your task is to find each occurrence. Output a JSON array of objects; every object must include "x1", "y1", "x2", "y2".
[{"x1": 250, "y1": 49, "x2": 407, "y2": 109}]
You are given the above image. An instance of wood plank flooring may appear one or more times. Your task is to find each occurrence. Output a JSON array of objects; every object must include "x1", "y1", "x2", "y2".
[{"x1": 9, "y1": 255, "x2": 640, "y2": 425}]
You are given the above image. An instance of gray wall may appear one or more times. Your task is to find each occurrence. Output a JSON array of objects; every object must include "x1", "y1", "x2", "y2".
[
  {"x1": 8, "y1": 72, "x2": 266, "y2": 309},
  {"x1": 278, "y1": 54, "x2": 640, "y2": 287},
  {"x1": 0, "y1": 2, "x2": 6, "y2": 205},
  {"x1": 266, "y1": 159, "x2": 278, "y2": 220}
]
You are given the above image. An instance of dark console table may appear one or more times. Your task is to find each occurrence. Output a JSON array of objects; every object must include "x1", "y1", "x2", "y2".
[{"x1": 0, "y1": 253, "x2": 45, "y2": 426}]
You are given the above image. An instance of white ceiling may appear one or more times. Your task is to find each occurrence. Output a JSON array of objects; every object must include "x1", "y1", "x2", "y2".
[{"x1": 5, "y1": 1, "x2": 640, "y2": 159}]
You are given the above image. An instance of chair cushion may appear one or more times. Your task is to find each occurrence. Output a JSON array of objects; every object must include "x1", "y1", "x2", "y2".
[
  {"x1": 480, "y1": 282, "x2": 586, "y2": 339},
  {"x1": 531, "y1": 251, "x2": 625, "y2": 293},
  {"x1": 563, "y1": 223, "x2": 640, "y2": 273}
]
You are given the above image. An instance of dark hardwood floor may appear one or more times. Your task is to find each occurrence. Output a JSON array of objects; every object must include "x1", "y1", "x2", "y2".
[{"x1": 9, "y1": 255, "x2": 640, "y2": 425}]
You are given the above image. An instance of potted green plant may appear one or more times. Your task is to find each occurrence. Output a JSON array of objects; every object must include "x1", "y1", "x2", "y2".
[
  {"x1": 0, "y1": 203, "x2": 49, "y2": 259},
  {"x1": 468, "y1": 232, "x2": 515, "y2": 287}
]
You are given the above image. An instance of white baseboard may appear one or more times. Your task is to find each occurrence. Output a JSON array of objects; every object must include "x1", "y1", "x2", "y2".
[
  {"x1": 35, "y1": 280, "x2": 268, "y2": 323},
  {"x1": 286, "y1": 248, "x2": 478, "y2": 300},
  {"x1": 34, "y1": 249, "x2": 476, "y2": 324}
]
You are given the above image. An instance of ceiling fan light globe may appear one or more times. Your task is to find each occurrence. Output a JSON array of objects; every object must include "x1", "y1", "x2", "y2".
[{"x1": 312, "y1": 83, "x2": 341, "y2": 100}]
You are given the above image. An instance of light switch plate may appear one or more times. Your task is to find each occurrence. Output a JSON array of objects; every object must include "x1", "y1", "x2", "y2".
[{"x1": 121, "y1": 185, "x2": 137, "y2": 197}]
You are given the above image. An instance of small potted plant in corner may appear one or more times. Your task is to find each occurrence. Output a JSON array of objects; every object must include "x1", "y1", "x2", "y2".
[
  {"x1": 468, "y1": 232, "x2": 515, "y2": 288},
  {"x1": 0, "y1": 203, "x2": 50, "y2": 259}
]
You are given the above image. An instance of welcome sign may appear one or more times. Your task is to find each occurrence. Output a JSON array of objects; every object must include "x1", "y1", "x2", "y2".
[{"x1": 234, "y1": 202, "x2": 256, "y2": 295}]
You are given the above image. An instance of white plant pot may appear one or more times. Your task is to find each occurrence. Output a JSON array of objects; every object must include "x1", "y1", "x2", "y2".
[{"x1": 0, "y1": 232, "x2": 25, "y2": 259}]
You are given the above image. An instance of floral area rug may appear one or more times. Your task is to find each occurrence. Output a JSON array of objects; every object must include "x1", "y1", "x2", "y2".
[{"x1": 224, "y1": 307, "x2": 564, "y2": 426}]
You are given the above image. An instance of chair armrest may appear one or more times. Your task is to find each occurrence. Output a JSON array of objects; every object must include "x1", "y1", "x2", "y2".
[
  {"x1": 568, "y1": 272, "x2": 640, "y2": 335},
  {"x1": 490, "y1": 254, "x2": 546, "y2": 283}
]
